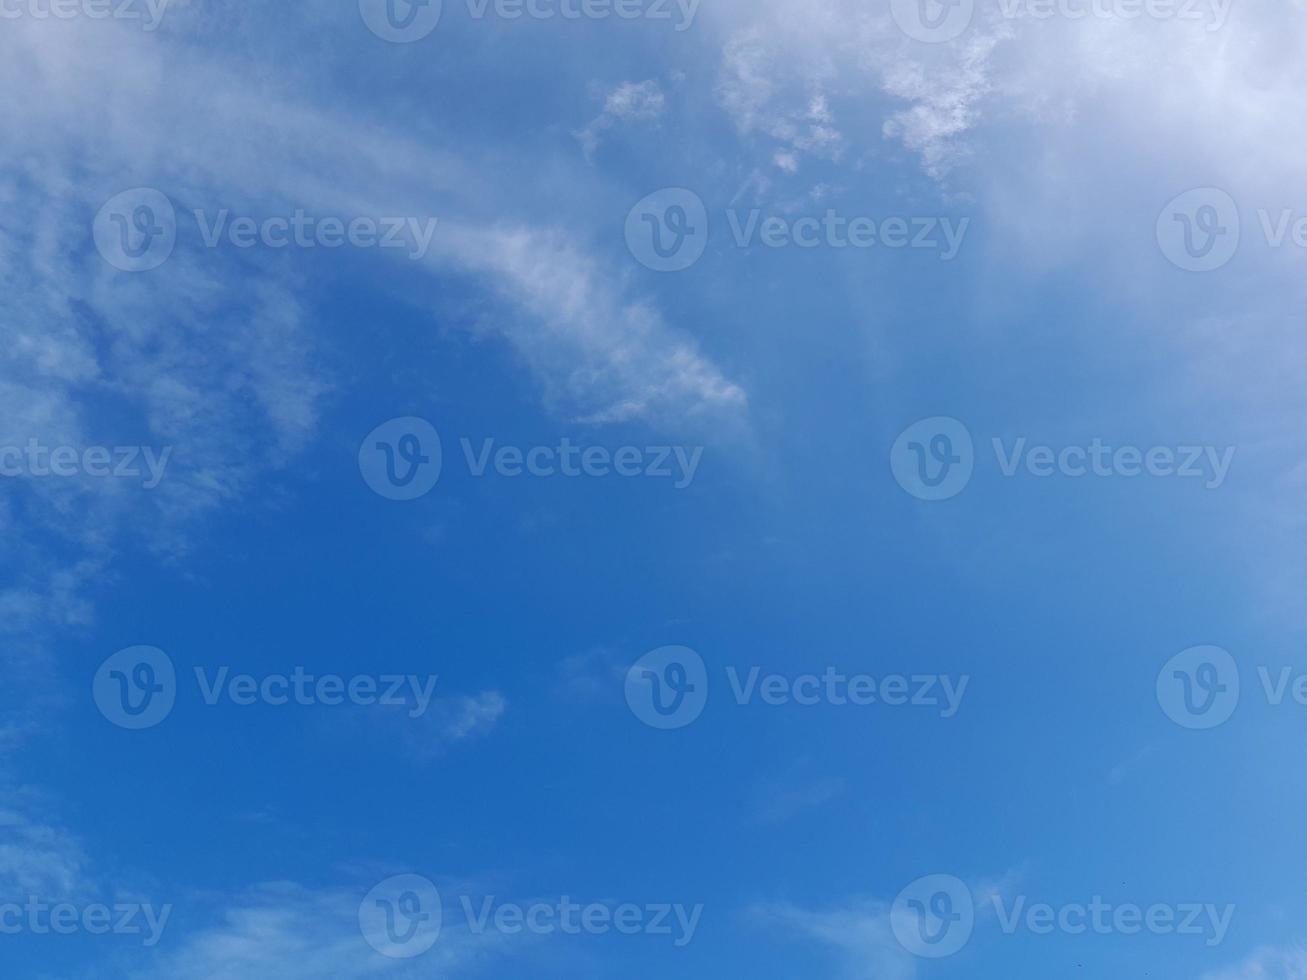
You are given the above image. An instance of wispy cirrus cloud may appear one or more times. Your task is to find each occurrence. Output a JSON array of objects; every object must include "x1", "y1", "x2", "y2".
[
  {"x1": 128, "y1": 880, "x2": 509, "y2": 980},
  {"x1": 750, "y1": 897, "x2": 917, "y2": 980},
  {"x1": 0, "y1": 800, "x2": 86, "y2": 898},
  {"x1": 0, "y1": 14, "x2": 747, "y2": 643}
]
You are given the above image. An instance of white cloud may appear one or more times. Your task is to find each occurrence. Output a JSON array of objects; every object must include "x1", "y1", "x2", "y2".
[
  {"x1": 751, "y1": 773, "x2": 845, "y2": 825},
  {"x1": 695, "y1": 0, "x2": 1307, "y2": 618},
  {"x1": 129, "y1": 881, "x2": 509, "y2": 980},
  {"x1": 575, "y1": 79, "x2": 667, "y2": 158},
  {"x1": 0, "y1": 16, "x2": 746, "y2": 639},
  {"x1": 1204, "y1": 946, "x2": 1307, "y2": 980},
  {"x1": 0, "y1": 802, "x2": 86, "y2": 897},
  {"x1": 436, "y1": 691, "x2": 507, "y2": 741},
  {"x1": 429, "y1": 223, "x2": 747, "y2": 427},
  {"x1": 395, "y1": 690, "x2": 506, "y2": 759},
  {"x1": 554, "y1": 647, "x2": 627, "y2": 703},
  {"x1": 716, "y1": 29, "x2": 845, "y2": 176},
  {"x1": 753, "y1": 872, "x2": 1018, "y2": 978},
  {"x1": 2, "y1": 19, "x2": 745, "y2": 432},
  {"x1": 878, "y1": 25, "x2": 1010, "y2": 179},
  {"x1": 751, "y1": 898, "x2": 917, "y2": 980}
]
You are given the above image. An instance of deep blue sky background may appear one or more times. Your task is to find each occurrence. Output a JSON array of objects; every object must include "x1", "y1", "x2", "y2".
[{"x1": 4, "y1": 1, "x2": 1307, "y2": 978}]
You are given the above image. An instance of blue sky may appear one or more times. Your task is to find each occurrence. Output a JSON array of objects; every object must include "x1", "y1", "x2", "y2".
[{"x1": 4, "y1": 0, "x2": 1307, "y2": 977}]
